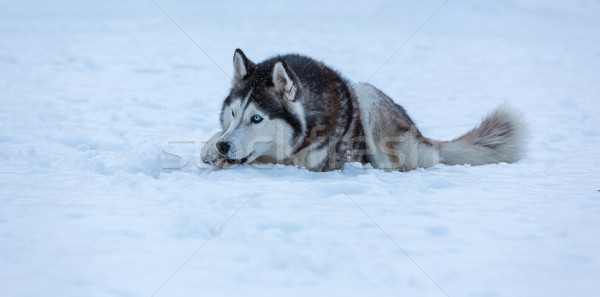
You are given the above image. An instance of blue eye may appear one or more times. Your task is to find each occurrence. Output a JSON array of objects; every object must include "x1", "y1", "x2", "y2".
[{"x1": 251, "y1": 114, "x2": 263, "y2": 124}]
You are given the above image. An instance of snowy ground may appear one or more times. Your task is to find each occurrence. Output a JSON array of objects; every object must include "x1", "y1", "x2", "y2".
[{"x1": 1, "y1": 0, "x2": 600, "y2": 296}]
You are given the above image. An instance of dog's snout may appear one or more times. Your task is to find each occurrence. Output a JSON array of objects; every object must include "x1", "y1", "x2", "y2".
[{"x1": 216, "y1": 141, "x2": 231, "y2": 155}]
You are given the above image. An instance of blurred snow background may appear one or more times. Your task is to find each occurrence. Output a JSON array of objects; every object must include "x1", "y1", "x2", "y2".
[{"x1": 1, "y1": 0, "x2": 599, "y2": 296}]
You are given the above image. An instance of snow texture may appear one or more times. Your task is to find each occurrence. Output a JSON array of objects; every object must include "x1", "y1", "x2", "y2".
[{"x1": 1, "y1": 1, "x2": 599, "y2": 296}]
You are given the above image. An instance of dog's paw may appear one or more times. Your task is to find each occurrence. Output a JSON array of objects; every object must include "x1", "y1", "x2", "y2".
[
  {"x1": 200, "y1": 132, "x2": 226, "y2": 168},
  {"x1": 201, "y1": 131, "x2": 246, "y2": 169},
  {"x1": 201, "y1": 152, "x2": 225, "y2": 168},
  {"x1": 202, "y1": 153, "x2": 240, "y2": 169}
]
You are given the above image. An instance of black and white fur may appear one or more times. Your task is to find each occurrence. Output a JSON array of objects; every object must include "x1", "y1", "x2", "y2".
[{"x1": 201, "y1": 49, "x2": 527, "y2": 172}]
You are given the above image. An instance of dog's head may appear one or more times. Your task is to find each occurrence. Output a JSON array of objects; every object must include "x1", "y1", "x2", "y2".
[{"x1": 215, "y1": 49, "x2": 306, "y2": 164}]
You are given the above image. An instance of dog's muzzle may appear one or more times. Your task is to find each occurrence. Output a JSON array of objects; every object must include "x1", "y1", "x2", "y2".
[{"x1": 216, "y1": 141, "x2": 231, "y2": 155}]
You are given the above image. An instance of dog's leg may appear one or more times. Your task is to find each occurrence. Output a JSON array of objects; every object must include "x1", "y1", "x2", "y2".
[{"x1": 354, "y1": 83, "x2": 440, "y2": 171}]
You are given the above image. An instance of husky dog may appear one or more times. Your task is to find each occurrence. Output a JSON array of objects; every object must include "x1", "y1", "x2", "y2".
[{"x1": 201, "y1": 49, "x2": 526, "y2": 172}]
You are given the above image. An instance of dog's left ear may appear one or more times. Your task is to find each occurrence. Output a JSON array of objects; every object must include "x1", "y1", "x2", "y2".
[
  {"x1": 232, "y1": 49, "x2": 254, "y2": 85},
  {"x1": 272, "y1": 59, "x2": 297, "y2": 102}
]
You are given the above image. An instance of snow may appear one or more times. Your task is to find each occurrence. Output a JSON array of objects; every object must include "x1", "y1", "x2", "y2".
[{"x1": 1, "y1": 0, "x2": 600, "y2": 296}]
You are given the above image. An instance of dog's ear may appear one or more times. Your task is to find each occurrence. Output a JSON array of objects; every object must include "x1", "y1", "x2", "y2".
[
  {"x1": 232, "y1": 49, "x2": 254, "y2": 85},
  {"x1": 272, "y1": 59, "x2": 297, "y2": 102}
]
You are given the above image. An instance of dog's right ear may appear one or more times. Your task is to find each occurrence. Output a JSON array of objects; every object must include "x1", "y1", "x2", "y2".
[
  {"x1": 232, "y1": 49, "x2": 254, "y2": 85},
  {"x1": 272, "y1": 59, "x2": 298, "y2": 102}
]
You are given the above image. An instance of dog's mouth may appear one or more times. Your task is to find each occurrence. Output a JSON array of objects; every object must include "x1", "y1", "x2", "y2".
[{"x1": 225, "y1": 153, "x2": 252, "y2": 165}]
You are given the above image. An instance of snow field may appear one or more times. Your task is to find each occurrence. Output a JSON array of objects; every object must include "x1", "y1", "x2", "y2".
[{"x1": 1, "y1": 1, "x2": 600, "y2": 296}]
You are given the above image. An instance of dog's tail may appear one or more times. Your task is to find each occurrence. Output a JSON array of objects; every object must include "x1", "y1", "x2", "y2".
[{"x1": 438, "y1": 105, "x2": 527, "y2": 166}]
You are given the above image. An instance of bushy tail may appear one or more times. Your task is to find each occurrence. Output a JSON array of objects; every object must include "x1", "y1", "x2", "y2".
[{"x1": 439, "y1": 105, "x2": 527, "y2": 166}]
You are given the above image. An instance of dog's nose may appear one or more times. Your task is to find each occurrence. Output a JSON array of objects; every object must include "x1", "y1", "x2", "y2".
[{"x1": 216, "y1": 141, "x2": 231, "y2": 155}]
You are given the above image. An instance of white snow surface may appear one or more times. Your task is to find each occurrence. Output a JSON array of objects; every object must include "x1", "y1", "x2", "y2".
[{"x1": 1, "y1": 1, "x2": 600, "y2": 296}]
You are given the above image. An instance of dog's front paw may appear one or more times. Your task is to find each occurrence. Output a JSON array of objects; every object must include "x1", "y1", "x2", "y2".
[
  {"x1": 201, "y1": 151, "x2": 225, "y2": 168},
  {"x1": 201, "y1": 131, "x2": 246, "y2": 169},
  {"x1": 202, "y1": 152, "x2": 239, "y2": 169},
  {"x1": 201, "y1": 132, "x2": 226, "y2": 169}
]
